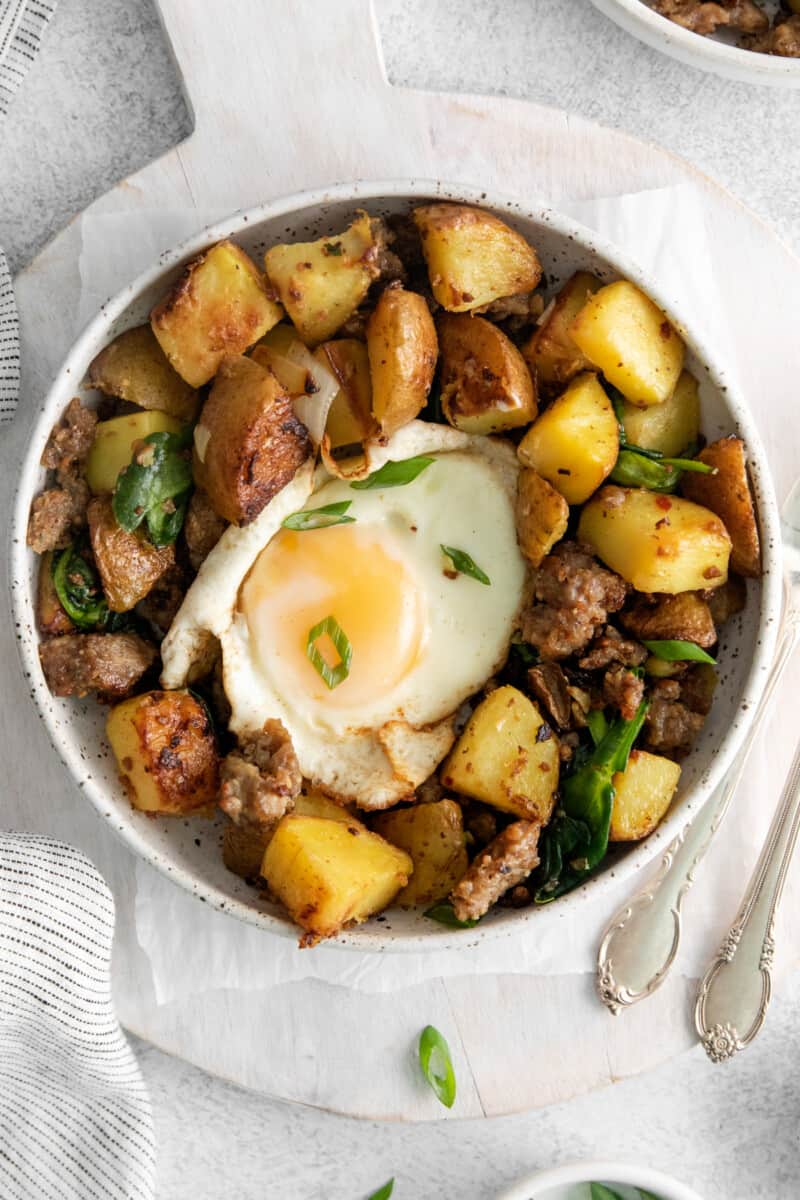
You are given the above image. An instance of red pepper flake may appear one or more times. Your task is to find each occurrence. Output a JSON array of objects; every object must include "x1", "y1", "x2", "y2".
[
  {"x1": 656, "y1": 496, "x2": 672, "y2": 511},
  {"x1": 659, "y1": 321, "x2": 672, "y2": 341},
  {"x1": 655, "y1": 516, "x2": 671, "y2": 530},
  {"x1": 703, "y1": 565, "x2": 721, "y2": 579}
]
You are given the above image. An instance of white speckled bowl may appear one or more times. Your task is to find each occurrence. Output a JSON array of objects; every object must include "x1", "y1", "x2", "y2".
[
  {"x1": 590, "y1": 0, "x2": 800, "y2": 88},
  {"x1": 10, "y1": 180, "x2": 782, "y2": 951},
  {"x1": 496, "y1": 1160, "x2": 704, "y2": 1200}
]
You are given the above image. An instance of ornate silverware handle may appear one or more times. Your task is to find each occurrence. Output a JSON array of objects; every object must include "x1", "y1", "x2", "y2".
[
  {"x1": 696, "y1": 704, "x2": 800, "y2": 1060},
  {"x1": 597, "y1": 611, "x2": 799, "y2": 1016}
]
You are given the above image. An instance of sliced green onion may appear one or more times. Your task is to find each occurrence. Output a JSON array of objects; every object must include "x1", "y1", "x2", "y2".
[
  {"x1": 590, "y1": 1186, "x2": 626, "y2": 1200},
  {"x1": 643, "y1": 639, "x2": 716, "y2": 665},
  {"x1": 350, "y1": 455, "x2": 434, "y2": 491},
  {"x1": 282, "y1": 500, "x2": 355, "y2": 531},
  {"x1": 424, "y1": 901, "x2": 479, "y2": 929},
  {"x1": 440, "y1": 545, "x2": 491, "y2": 586},
  {"x1": 418, "y1": 1025, "x2": 456, "y2": 1108},
  {"x1": 365, "y1": 1181, "x2": 394, "y2": 1200},
  {"x1": 661, "y1": 456, "x2": 716, "y2": 474},
  {"x1": 306, "y1": 614, "x2": 353, "y2": 689},
  {"x1": 586, "y1": 709, "x2": 610, "y2": 747}
]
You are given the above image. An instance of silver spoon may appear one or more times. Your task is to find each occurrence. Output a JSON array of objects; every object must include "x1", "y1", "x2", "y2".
[{"x1": 596, "y1": 479, "x2": 800, "y2": 1017}]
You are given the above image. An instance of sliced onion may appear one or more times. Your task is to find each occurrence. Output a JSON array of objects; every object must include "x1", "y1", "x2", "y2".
[{"x1": 283, "y1": 339, "x2": 339, "y2": 446}]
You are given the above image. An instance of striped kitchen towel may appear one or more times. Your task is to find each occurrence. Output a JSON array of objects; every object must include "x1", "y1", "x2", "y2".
[
  {"x1": 0, "y1": 833, "x2": 155, "y2": 1199},
  {"x1": 1, "y1": 1, "x2": 58, "y2": 424}
]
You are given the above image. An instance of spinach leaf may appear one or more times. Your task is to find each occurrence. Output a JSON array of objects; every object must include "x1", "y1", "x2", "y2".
[
  {"x1": 590, "y1": 1186, "x2": 626, "y2": 1200},
  {"x1": 534, "y1": 700, "x2": 648, "y2": 902},
  {"x1": 52, "y1": 544, "x2": 108, "y2": 630},
  {"x1": 112, "y1": 429, "x2": 193, "y2": 547},
  {"x1": 424, "y1": 901, "x2": 479, "y2": 929},
  {"x1": 610, "y1": 448, "x2": 681, "y2": 493}
]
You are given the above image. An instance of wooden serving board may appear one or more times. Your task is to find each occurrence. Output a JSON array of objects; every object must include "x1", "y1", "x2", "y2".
[{"x1": 4, "y1": 0, "x2": 800, "y2": 1120}]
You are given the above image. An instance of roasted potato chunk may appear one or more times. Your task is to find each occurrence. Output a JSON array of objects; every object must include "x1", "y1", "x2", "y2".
[
  {"x1": 515, "y1": 468, "x2": 569, "y2": 567},
  {"x1": 107, "y1": 689, "x2": 219, "y2": 814},
  {"x1": 317, "y1": 338, "x2": 378, "y2": 448},
  {"x1": 371, "y1": 799, "x2": 468, "y2": 908},
  {"x1": 87, "y1": 325, "x2": 199, "y2": 420},
  {"x1": 37, "y1": 551, "x2": 74, "y2": 635},
  {"x1": 294, "y1": 789, "x2": 358, "y2": 824},
  {"x1": 193, "y1": 354, "x2": 311, "y2": 525},
  {"x1": 522, "y1": 271, "x2": 601, "y2": 389},
  {"x1": 85, "y1": 410, "x2": 183, "y2": 495},
  {"x1": 222, "y1": 823, "x2": 270, "y2": 881},
  {"x1": 517, "y1": 372, "x2": 618, "y2": 505},
  {"x1": 87, "y1": 496, "x2": 174, "y2": 612},
  {"x1": 441, "y1": 686, "x2": 559, "y2": 824},
  {"x1": 609, "y1": 749, "x2": 681, "y2": 842},
  {"x1": 620, "y1": 592, "x2": 717, "y2": 649},
  {"x1": 621, "y1": 369, "x2": 700, "y2": 457},
  {"x1": 413, "y1": 203, "x2": 541, "y2": 312},
  {"x1": 578, "y1": 486, "x2": 731, "y2": 594},
  {"x1": 569, "y1": 280, "x2": 684, "y2": 407},
  {"x1": 366, "y1": 286, "x2": 438, "y2": 437},
  {"x1": 707, "y1": 574, "x2": 747, "y2": 626},
  {"x1": 681, "y1": 436, "x2": 761, "y2": 578},
  {"x1": 438, "y1": 313, "x2": 536, "y2": 434},
  {"x1": 264, "y1": 212, "x2": 379, "y2": 344},
  {"x1": 261, "y1": 815, "x2": 413, "y2": 945}
]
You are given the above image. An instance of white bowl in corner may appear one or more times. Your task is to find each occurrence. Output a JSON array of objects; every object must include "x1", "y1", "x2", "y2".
[
  {"x1": 590, "y1": 0, "x2": 800, "y2": 88},
  {"x1": 10, "y1": 178, "x2": 782, "y2": 950},
  {"x1": 496, "y1": 1160, "x2": 704, "y2": 1200}
]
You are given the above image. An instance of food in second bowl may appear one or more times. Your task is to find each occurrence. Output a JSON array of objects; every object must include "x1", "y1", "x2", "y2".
[
  {"x1": 649, "y1": 0, "x2": 800, "y2": 56},
  {"x1": 27, "y1": 201, "x2": 762, "y2": 945}
]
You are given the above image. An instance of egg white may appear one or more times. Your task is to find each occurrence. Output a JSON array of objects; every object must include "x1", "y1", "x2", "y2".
[{"x1": 161, "y1": 421, "x2": 527, "y2": 809}]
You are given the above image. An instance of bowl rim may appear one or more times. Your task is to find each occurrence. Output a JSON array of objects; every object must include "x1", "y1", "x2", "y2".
[
  {"x1": 494, "y1": 1158, "x2": 705, "y2": 1200},
  {"x1": 590, "y1": 0, "x2": 800, "y2": 87},
  {"x1": 10, "y1": 176, "x2": 783, "y2": 953}
]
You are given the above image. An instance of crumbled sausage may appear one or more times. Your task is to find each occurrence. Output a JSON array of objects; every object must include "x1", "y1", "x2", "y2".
[
  {"x1": 741, "y1": 13, "x2": 800, "y2": 54},
  {"x1": 40, "y1": 397, "x2": 97, "y2": 476},
  {"x1": 527, "y1": 662, "x2": 573, "y2": 729},
  {"x1": 135, "y1": 564, "x2": 189, "y2": 638},
  {"x1": 603, "y1": 664, "x2": 645, "y2": 721},
  {"x1": 219, "y1": 718, "x2": 302, "y2": 837},
  {"x1": 39, "y1": 632, "x2": 156, "y2": 698},
  {"x1": 644, "y1": 687, "x2": 706, "y2": 757},
  {"x1": 579, "y1": 625, "x2": 647, "y2": 671},
  {"x1": 184, "y1": 489, "x2": 227, "y2": 571},
  {"x1": 451, "y1": 819, "x2": 542, "y2": 922},
  {"x1": 521, "y1": 542, "x2": 627, "y2": 660},
  {"x1": 654, "y1": 0, "x2": 768, "y2": 36},
  {"x1": 27, "y1": 480, "x2": 89, "y2": 553}
]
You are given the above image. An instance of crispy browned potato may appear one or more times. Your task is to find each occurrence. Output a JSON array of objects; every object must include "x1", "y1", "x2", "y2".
[
  {"x1": 87, "y1": 496, "x2": 174, "y2": 613},
  {"x1": 515, "y1": 468, "x2": 569, "y2": 567},
  {"x1": 264, "y1": 212, "x2": 380, "y2": 344},
  {"x1": 37, "y1": 551, "x2": 74, "y2": 635},
  {"x1": 193, "y1": 354, "x2": 311, "y2": 525},
  {"x1": 707, "y1": 574, "x2": 747, "y2": 626},
  {"x1": 521, "y1": 271, "x2": 601, "y2": 389},
  {"x1": 222, "y1": 823, "x2": 270, "y2": 881},
  {"x1": 366, "y1": 286, "x2": 438, "y2": 437},
  {"x1": 107, "y1": 689, "x2": 219, "y2": 815},
  {"x1": 371, "y1": 800, "x2": 468, "y2": 908},
  {"x1": 437, "y1": 313, "x2": 537, "y2": 434},
  {"x1": 316, "y1": 338, "x2": 378, "y2": 447},
  {"x1": 151, "y1": 241, "x2": 283, "y2": 387},
  {"x1": 413, "y1": 204, "x2": 541, "y2": 312},
  {"x1": 681, "y1": 436, "x2": 761, "y2": 578},
  {"x1": 620, "y1": 592, "x2": 717, "y2": 649},
  {"x1": 88, "y1": 325, "x2": 199, "y2": 420}
]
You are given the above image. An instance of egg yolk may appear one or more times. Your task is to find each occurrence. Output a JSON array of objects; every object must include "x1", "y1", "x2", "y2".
[{"x1": 240, "y1": 523, "x2": 427, "y2": 709}]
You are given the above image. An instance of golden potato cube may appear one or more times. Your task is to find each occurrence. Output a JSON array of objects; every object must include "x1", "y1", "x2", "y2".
[
  {"x1": 251, "y1": 343, "x2": 313, "y2": 397},
  {"x1": 569, "y1": 280, "x2": 684, "y2": 406},
  {"x1": 371, "y1": 800, "x2": 468, "y2": 908},
  {"x1": 515, "y1": 468, "x2": 569, "y2": 567},
  {"x1": 86, "y1": 410, "x2": 183, "y2": 495},
  {"x1": 681, "y1": 435, "x2": 761, "y2": 578},
  {"x1": 264, "y1": 212, "x2": 379, "y2": 345},
  {"x1": 222, "y1": 789, "x2": 356, "y2": 881},
  {"x1": 441, "y1": 686, "x2": 559, "y2": 824},
  {"x1": 609, "y1": 750, "x2": 681, "y2": 842},
  {"x1": 517, "y1": 371, "x2": 618, "y2": 505},
  {"x1": 412, "y1": 203, "x2": 541, "y2": 312},
  {"x1": 438, "y1": 313, "x2": 537, "y2": 434},
  {"x1": 317, "y1": 338, "x2": 378, "y2": 448},
  {"x1": 88, "y1": 325, "x2": 199, "y2": 420},
  {"x1": 107, "y1": 690, "x2": 219, "y2": 815},
  {"x1": 87, "y1": 496, "x2": 174, "y2": 612},
  {"x1": 151, "y1": 240, "x2": 283, "y2": 387},
  {"x1": 261, "y1": 815, "x2": 413, "y2": 944},
  {"x1": 522, "y1": 271, "x2": 601, "y2": 389},
  {"x1": 578, "y1": 486, "x2": 731, "y2": 593},
  {"x1": 193, "y1": 354, "x2": 311, "y2": 525},
  {"x1": 294, "y1": 788, "x2": 358, "y2": 824},
  {"x1": 621, "y1": 369, "x2": 700, "y2": 457},
  {"x1": 366, "y1": 286, "x2": 438, "y2": 437}
]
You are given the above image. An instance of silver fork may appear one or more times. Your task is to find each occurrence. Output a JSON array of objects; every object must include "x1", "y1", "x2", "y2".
[{"x1": 596, "y1": 479, "x2": 800, "y2": 1018}]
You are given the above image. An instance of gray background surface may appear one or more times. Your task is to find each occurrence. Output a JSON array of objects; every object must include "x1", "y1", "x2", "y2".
[{"x1": 3, "y1": 1, "x2": 800, "y2": 1196}]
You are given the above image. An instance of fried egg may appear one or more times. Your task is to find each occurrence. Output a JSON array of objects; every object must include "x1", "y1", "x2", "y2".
[{"x1": 161, "y1": 422, "x2": 527, "y2": 808}]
